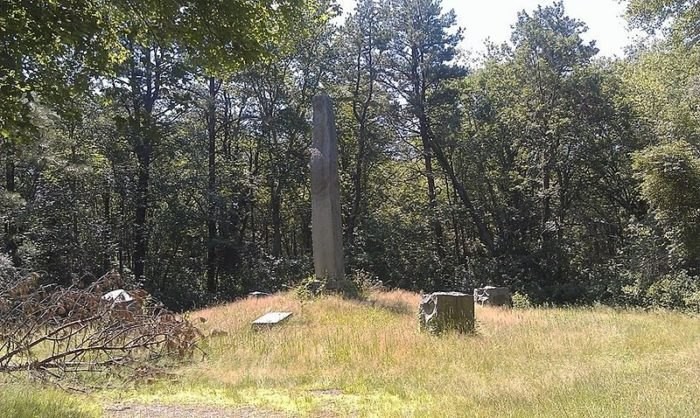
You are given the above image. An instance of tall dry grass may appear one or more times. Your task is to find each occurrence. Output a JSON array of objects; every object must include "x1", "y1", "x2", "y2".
[{"x1": 110, "y1": 290, "x2": 700, "y2": 417}]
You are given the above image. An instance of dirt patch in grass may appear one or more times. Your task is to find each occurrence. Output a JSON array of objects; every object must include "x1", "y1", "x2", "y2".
[
  {"x1": 308, "y1": 389, "x2": 343, "y2": 397},
  {"x1": 104, "y1": 403, "x2": 290, "y2": 418}
]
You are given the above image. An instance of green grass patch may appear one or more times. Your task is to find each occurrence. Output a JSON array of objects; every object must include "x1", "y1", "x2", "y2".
[{"x1": 0, "y1": 384, "x2": 102, "y2": 418}]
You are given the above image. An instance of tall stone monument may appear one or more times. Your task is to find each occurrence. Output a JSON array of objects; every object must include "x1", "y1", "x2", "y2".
[{"x1": 311, "y1": 94, "x2": 345, "y2": 290}]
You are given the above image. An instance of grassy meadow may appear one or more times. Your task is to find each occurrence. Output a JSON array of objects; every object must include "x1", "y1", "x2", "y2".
[
  {"x1": 4, "y1": 290, "x2": 700, "y2": 417},
  {"x1": 0, "y1": 385, "x2": 102, "y2": 418}
]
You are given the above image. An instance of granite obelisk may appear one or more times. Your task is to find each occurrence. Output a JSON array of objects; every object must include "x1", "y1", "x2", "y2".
[{"x1": 310, "y1": 94, "x2": 345, "y2": 289}]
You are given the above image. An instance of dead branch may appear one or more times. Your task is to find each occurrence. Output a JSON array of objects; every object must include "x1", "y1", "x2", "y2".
[{"x1": 0, "y1": 271, "x2": 202, "y2": 382}]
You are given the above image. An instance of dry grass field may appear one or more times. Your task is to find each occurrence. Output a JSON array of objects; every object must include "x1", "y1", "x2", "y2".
[
  {"x1": 109, "y1": 291, "x2": 700, "y2": 417},
  {"x1": 4, "y1": 290, "x2": 700, "y2": 417}
]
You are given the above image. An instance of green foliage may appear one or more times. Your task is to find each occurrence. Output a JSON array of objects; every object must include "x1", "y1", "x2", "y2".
[
  {"x1": 621, "y1": 268, "x2": 700, "y2": 312},
  {"x1": 633, "y1": 140, "x2": 700, "y2": 266},
  {"x1": 617, "y1": 219, "x2": 700, "y2": 311},
  {"x1": 0, "y1": 0, "x2": 122, "y2": 142},
  {"x1": 625, "y1": 0, "x2": 700, "y2": 45},
  {"x1": 683, "y1": 289, "x2": 700, "y2": 312},
  {"x1": 643, "y1": 272, "x2": 696, "y2": 309},
  {"x1": 622, "y1": 45, "x2": 700, "y2": 145},
  {"x1": 617, "y1": 30, "x2": 700, "y2": 304},
  {"x1": 133, "y1": 0, "x2": 309, "y2": 74},
  {"x1": 3, "y1": 0, "x2": 700, "y2": 311},
  {"x1": 451, "y1": 2, "x2": 643, "y2": 302},
  {"x1": 0, "y1": 0, "x2": 310, "y2": 142},
  {"x1": 512, "y1": 1, "x2": 598, "y2": 65}
]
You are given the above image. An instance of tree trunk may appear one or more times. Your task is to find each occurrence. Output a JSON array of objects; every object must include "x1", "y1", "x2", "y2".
[
  {"x1": 411, "y1": 44, "x2": 445, "y2": 258},
  {"x1": 4, "y1": 144, "x2": 18, "y2": 263},
  {"x1": 346, "y1": 26, "x2": 375, "y2": 250},
  {"x1": 128, "y1": 43, "x2": 160, "y2": 287},
  {"x1": 429, "y1": 136, "x2": 495, "y2": 256},
  {"x1": 541, "y1": 163, "x2": 552, "y2": 249},
  {"x1": 270, "y1": 184, "x2": 282, "y2": 257},
  {"x1": 407, "y1": 39, "x2": 494, "y2": 256},
  {"x1": 117, "y1": 180, "x2": 126, "y2": 276},
  {"x1": 347, "y1": 135, "x2": 365, "y2": 248},
  {"x1": 206, "y1": 77, "x2": 220, "y2": 292},
  {"x1": 4, "y1": 145, "x2": 14, "y2": 194},
  {"x1": 445, "y1": 173, "x2": 463, "y2": 262},
  {"x1": 133, "y1": 145, "x2": 150, "y2": 284},
  {"x1": 102, "y1": 185, "x2": 112, "y2": 272},
  {"x1": 420, "y1": 129, "x2": 445, "y2": 258}
]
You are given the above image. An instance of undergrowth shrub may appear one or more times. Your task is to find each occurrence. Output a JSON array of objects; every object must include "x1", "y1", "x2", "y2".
[
  {"x1": 622, "y1": 269, "x2": 700, "y2": 312},
  {"x1": 350, "y1": 269, "x2": 384, "y2": 295},
  {"x1": 0, "y1": 253, "x2": 19, "y2": 288},
  {"x1": 511, "y1": 291, "x2": 532, "y2": 309},
  {"x1": 295, "y1": 274, "x2": 361, "y2": 300},
  {"x1": 295, "y1": 275, "x2": 326, "y2": 300}
]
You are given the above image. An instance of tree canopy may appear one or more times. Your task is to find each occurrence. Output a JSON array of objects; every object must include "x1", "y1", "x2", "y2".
[{"x1": 1, "y1": 0, "x2": 699, "y2": 311}]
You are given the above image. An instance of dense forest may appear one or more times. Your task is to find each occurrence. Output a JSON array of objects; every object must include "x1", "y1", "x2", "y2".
[{"x1": 1, "y1": 0, "x2": 699, "y2": 311}]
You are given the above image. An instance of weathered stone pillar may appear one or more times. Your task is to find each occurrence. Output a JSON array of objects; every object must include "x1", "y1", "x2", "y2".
[{"x1": 311, "y1": 94, "x2": 345, "y2": 290}]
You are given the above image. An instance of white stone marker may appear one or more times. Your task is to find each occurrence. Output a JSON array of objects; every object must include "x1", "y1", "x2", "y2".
[
  {"x1": 310, "y1": 94, "x2": 345, "y2": 290},
  {"x1": 252, "y1": 312, "x2": 293, "y2": 329}
]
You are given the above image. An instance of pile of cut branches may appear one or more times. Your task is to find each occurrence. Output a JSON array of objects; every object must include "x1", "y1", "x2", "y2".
[{"x1": 0, "y1": 271, "x2": 201, "y2": 381}]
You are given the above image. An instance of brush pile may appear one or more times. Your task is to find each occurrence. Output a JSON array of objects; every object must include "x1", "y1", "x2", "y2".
[{"x1": 0, "y1": 271, "x2": 200, "y2": 380}]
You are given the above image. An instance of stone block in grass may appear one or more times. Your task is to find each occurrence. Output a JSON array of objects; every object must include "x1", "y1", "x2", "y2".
[
  {"x1": 418, "y1": 292, "x2": 474, "y2": 334},
  {"x1": 252, "y1": 312, "x2": 292, "y2": 330},
  {"x1": 473, "y1": 286, "x2": 512, "y2": 307}
]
